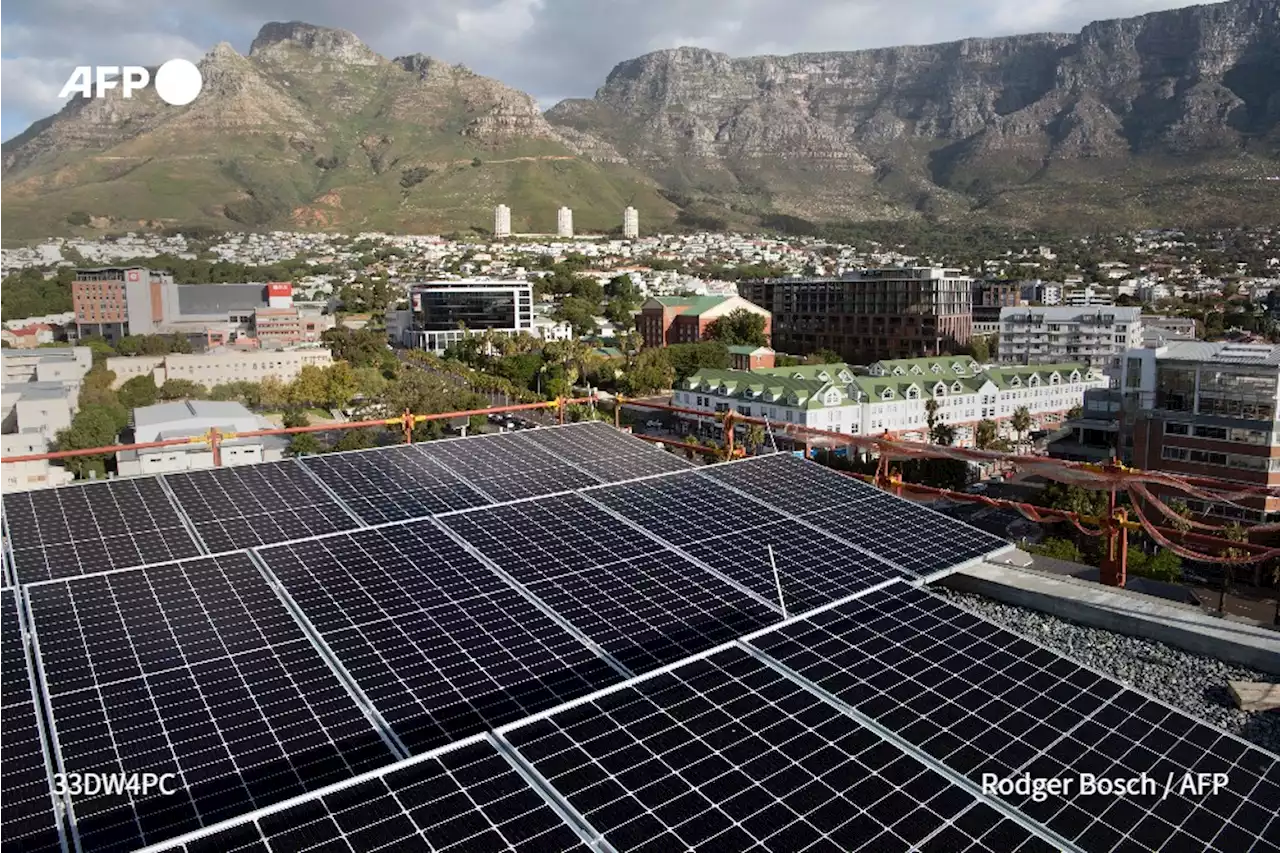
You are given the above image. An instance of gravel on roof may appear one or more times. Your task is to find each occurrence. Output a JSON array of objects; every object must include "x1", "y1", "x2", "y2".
[{"x1": 932, "y1": 587, "x2": 1280, "y2": 755}]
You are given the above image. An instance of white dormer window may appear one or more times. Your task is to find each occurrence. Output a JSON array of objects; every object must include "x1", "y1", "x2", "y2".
[
  {"x1": 910, "y1": 366, "x2": 922, "y2": 375},
  {"x1": 951, "y1": 381, "x2": 963, "y2": 393},
  {"x1": 931, "y1": 364, "x2": 942, "y2": 374},
  {"x1": 952, "y1": 364, "x2": 964, "y2": 373},
  {"x1": 934, "y1": 382, "x2": 947, "y2": 395},
  {"x1": 1050, "y1": 373, "x2": 1061, "y2": 385},
  {"x1": 838, "y1": 370, "x2": 852, "y2": 382},
  {"x1": 892, "y1": 367, "x2": 905, "y2": 376},
  {"x1": 881, "y1": 388, "x2": 895, "y2": 400},
  {"x1": 1029, "y1": 374, "x2": 1041, "y2": 387},
  {"x1": 905, "y1": 386, "x2": 919, "y2": 399},
  {"x1": 824, "y1": 389, "x2": 840, "y2": 404},
  {"x1": 1010, "y1": 376, "x2": 1022, "y2": 387},
  {"x1": 817, "y1": 371, "x2": 830, "y2": 381},
  {"x1": 1069, "y1": 370, "x2": 1081, "y2": 382},
  {"x1": 792, "y1": 373, "x2": 804, "y2": 380}
]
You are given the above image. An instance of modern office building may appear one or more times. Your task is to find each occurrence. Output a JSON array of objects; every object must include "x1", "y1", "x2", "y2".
[
  {"x1": 623, "y1": 207, "x2": 639, "y2": 239},
  {"x1": 1062, "y1": 286, "x2": 1115, "y2": 307},
  {"x1": 107, "y1": 348, "x2": 335, "y2": 390},
  {"x1": 494, "y1": 205, "x2": 512, "y2": 238},
  {"x1": 1121, "y1": 341, "x2": 1280, "y2": 521},
  {"x1": 998, "y1": 306, "x2": 1142, "y2": 372},
  {"x1": 71, "y1": 269, "x2": 325, "y2": 346},
  {"x1": 674, "y1": 357, "x2": 1104, "y2": 446},
  {"x1": 972, "y1": 281, "x2": 1022, "y2": 337},
  {"x1": 1141, "y1": 315, "x2": 1198, "y2": 346},
  {"x1": 556, "y1": 207, "x2": 574, "y2": 238},
  {"x1": 739, "y1": 268, "x2": 973, "y2": 363},
  {"x1": 117, "y1": 400, "x2": 286, "y2": 476},
  {"x1": 403, "y1": 280, "x2": 534, "y2": 352},
  {"x1": 638, "y1": 295, "x2": 771, "y2": 348}
]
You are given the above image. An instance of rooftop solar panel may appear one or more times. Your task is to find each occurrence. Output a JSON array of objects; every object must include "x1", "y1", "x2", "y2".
[
  {"x1": 573, "y1": 450, "x2": 694, "y2": 483},
  {"x1": 300, "y1": 445, "x2": 492, "y2": 524},
  {"x1": 143, "y1": 737, "x2": 592, "y2": 853},
  {"x1": 699, "y1": 453, "x2": 883, "y2": 516},
  {"x1": 25, "y1": 553, "x2": 396, "y2": 853},
  {"x1": 512, "y1": 422, "x2": 693, "y2": 482},
  {"x1": 439, "y1": 494, "x2": 778, "y2": 673},
  {"x1": 586, "y1": 472, "x2": 910, "y2": 608},
  {"x1": 1, "y1": 591, "x2": 67, "y2": 853},
  {"x1": 420, "y1": 433, "x2": 601, "y2": 503},
  {"x1": 501, "y1": 646, "x2": 1056, "y2": 852},
  {"x1": 3, "y1": 479, "x2": 202, "y2": 584},
  {"x1": 161, "y1": 461, "x2": 359, "y2": 554},
  {"x1": 748, "y1": 583, "x2": 1280, "y2": 853},
  {"x1": 254, "y1": 520, "x2": 624, "y2": 754},
  {"x1": 704, "y1": 455, "x2": 1010, "y2": 574}
]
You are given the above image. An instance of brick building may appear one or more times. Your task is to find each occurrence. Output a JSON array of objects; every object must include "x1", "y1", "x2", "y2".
[{"x1": 637, "y1": 295, "x2": 771, "y2": 348}]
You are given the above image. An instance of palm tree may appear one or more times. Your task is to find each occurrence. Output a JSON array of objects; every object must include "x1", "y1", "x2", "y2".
[
  {"x1": 924, "y1": 399, "x2": 940, "y2": 443},
  {"x1": 1218, "y1": 522, "x2": 1248, "y2": 614},
  {"x1": 745, "y1": 424, "x2": 766, "y2": 455},
  {"x1": 1011, "y1": 406, "x2": 1033, "y2": 448},
  {"x1": 974, "y1": 419, "x2": 999, "y2": 450}
]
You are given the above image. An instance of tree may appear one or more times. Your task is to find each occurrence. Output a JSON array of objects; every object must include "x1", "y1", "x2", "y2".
[
  {"x1": 931, "y1": 422, "x2": 957, "y2": 446},
  {"x1": 745, "y1": 424, "x2": 767, "y2": 455},
  {"x1": 805, "y1": 349, "x2": 843, "y2": 365},
  {"x1": 258, "y1": 376, "x2": 291, "y2": 411},
  {"x1": 1041, "y1": 481, "x2": 1111, "y2": 518},
  {"x1": 290, "y1": 365, "x2": 330, "y2": 408},
  {"x1": 974, "y1": 419, "x2": 999, "y2": 450},
  {"x1": 286, "y1": 433, "x2": 323, "y2": 456},
  {"x1": 624, "y1": 348, "x2": 676, "y2": 395},
  {"x1": 158, "y1": 379, "x2": 206, "y2": 401},
  {"x1": 1029, "y1": 538, "x2": 1085, "y2": 563},
  {"x1": 705, "y1": 309, "x2": 768, "y2": 347},
  {"x1": 924, "y1": 399, "x2": 940, "y2": 440},
  {"x1": 117, "y1": 375, "x2": 158, "y2": 410},
  {"x1": 282, "y1": 410, "x2": 311, "y2": 429},
  {"x1": 53, "y1": 406, "x2": 120, "y2": 479},
  {"x1": 1011, "y1": 406, "x2": 1033, "y2": 446},
  {"x1": 325, "y1": 362, "x2": 360, "y2": 410},
  {"x1": 1218, "y1": 522, "x2": 1249, "y2": 613},
  {"x1": 333, "y1": 428, "x2": 375, "y2": 453},
  {"x1": 553, "y1": 297, "x2": 600, "y2": 338},
  {"x1": 968, "y1": 336, "x2": 992, "y2": 363},
  {"x1": 666, "y1": 341, "x2": 729, "y2": 382}
]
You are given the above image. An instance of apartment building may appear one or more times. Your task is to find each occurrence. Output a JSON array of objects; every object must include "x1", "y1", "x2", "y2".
[
  {"x1": 0, "y1": 349, "x2": 88, "y2": 491},
  {"x1": 403, "y1": 280, "x2": 534, "y2": 352},
  {"x1": 972, "y1": 282, "x2": 1022, "y2": 336},
  {"x1": 674, "y1": 357, "x2": 1104, "y2": 447},
  {"x1": 1, "y1": 347, "x2": 92, "y2": 387},
  {"x1": 739, "y1": 268, "x2": 972, "y2": 363},
  {"x1": 107, "y1": 348, "x2": 334, "y2": 390},
  {"x1": 999, "y1": 306, "x2": 1142, "y2": 372},
  {"x1": 1, "y1": 433, "x2": 73, "y2": 491},
  {"x1": 1141, "y1": 315, "x2": 1198, "y2": 346},
  {"x1": 638, "y1": 295, "x2": 771, "y2": 348},
  {"x1": 623, "y1": 207, "x2": 639, "y2": 239},
  {"x1": 117, "y1": 400, "x2": 286, "y2": 476},
  {"x1": 1062, "y1": 286, "x2": 1115, "y2": 306},
  {"x1": 1121, "y1": 341, "x2": 1280, "y2": 521}
]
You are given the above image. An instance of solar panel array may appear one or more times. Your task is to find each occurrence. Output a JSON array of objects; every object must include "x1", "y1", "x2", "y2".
[{"x1": 3, "y1": 424, "x2": 1277, "y2": 853}]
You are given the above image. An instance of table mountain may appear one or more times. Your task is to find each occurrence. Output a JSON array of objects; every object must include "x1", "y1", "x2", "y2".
[
  {"x1": 1, "y1": 22, "x2": 671, "y2": 240},
  {"x1": 547, "y1": 0, "x2": 1280, "y2": 230}
]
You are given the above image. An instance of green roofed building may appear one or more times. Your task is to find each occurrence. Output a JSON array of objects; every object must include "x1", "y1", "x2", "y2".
[{"x1": 673, "y1": 360, "x2": 1107, "y2": 446}]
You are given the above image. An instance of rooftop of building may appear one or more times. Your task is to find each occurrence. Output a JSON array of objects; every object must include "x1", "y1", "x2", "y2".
[
  {"x1": 1000, "y1": 305, "x2": 1143, "y2": 320},
  {"x1": 175, "y1": 283, "x2": 269, "y2": 316},
  {"x1": 1, "y1": 347, "x2": 87, "y2": 363},
  {"x1": 133, "y1": 400, "x2": 258, "y2": 429},
  {"x1": 1, "y1": 381, "x2": 73, "y2": 402},
  {"x1": 645, "y1": 295, "x2": 737, "y2": 315},
  {"x1": 1154, "y1": 341, "x2": 1280, "y2": 365}
]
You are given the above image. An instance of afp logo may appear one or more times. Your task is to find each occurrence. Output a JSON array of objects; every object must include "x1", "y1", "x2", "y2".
[{"x1": 60, "y1": 59, "x2": 203, "y2": 106}]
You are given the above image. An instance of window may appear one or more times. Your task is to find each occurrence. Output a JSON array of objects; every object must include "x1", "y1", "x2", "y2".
[{"x1": 1193, "y1": 425, "x2": 1228, "y2": 441}]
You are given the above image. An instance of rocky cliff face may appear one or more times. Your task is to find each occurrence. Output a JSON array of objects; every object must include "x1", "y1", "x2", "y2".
[{"x1": 547, "y1": 0, "x2": 1280, "y2": 225}]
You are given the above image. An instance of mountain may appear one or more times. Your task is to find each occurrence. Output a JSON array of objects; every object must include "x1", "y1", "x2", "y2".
[
  {"x1": 4, "y1": 2, "x2": 1279, "y2": 241},
  {"x1": 0, "y1": 22, "x2": 674, "y2": 240},
  {"x1": 546, "y1": 0, "x2": 1280, "y2": 230}
]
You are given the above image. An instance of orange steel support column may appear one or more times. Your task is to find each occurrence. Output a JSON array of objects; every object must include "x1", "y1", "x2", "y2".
[
  {"x1": 402, "y1": 408, "x2": 414, "y2": 444},
  {"x1": 208, "y1": 428, "x2": 223, "y2": 467},
  {"x1": 614, "y1": 397, "x2": 622, "y2": 429},
  {"x1": 723, "y1": 413, "x2": 735, "y2": 457}
]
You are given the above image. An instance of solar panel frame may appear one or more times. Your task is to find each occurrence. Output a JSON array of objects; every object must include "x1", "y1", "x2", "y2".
[
  {"x1": 24, "y1": 553, "x2": 398, "y2": 853},
  {"x1": 745, "y1": 582, "x2": 1280, "y2": 853},
  {"x1": 1, "y1": 589, "x2": 69, "y2": 853},
  {"x1": 419, "y1": 431, "x2": 603, "y2": 503},
  {"x1": 160, "y1": 461, "x2": 362, "y2": 554},
  {"x1": 438, "y1": 492, "x2": 781, "y2": 674},
  {"x1": 127, "y1": 734, "x2": 597, "y2": 853},
  {"x1": 299, "y1": 443, "x2": 493, "y2": 524},
  {"x1": 498, "y1": 644, "x2": 1059, "y2": 852},
  {"x1": 700, "y1": 454, "x2": 1012, "y2": 576},
  {"x1": 511, "y1": 422, "x2": 694, "y2": 483},
  {"x1": 252, "y1": 518, "x2": 626, "y2": 755},
  {"x1": 2, "y1": 478, "x2": 203, "y2": 585}
]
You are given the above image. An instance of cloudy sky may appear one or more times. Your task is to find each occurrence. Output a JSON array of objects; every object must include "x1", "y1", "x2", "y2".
[{"x1": 2, "y1": 0, "x2": 1197, "y2": 141}]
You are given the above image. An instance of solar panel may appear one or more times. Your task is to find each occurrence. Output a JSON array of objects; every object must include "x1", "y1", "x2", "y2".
[
  {"x1": 420, "y1": 432, "x2": 600, "y2": 503},
  {"x1": 254, "y1": 520, "x2": 624, "y2": 754},
  {"x1": 440, "y1": 494, "x2": 778, "y2": 673},
  {"x1": 513, "y1": 422, "x2": 693, "y2": 483},
  {"x1": 3, "y1": 479, "x2": 202, "y2": 585},
  {"x1": 703, "y1": 455, "x2": 1009, "y2": 574},
  {"x1": 573, "y1": 451, "x2": 694, "y2": 483},
  {"x1": 748, "y1": 583, "x2": 1280, "y2": 853},
  {"x1": 162, "y1": 461, "x2": 359, "y2": 553},
  {"x1": 501, "y1": 646, "x2": 1056, "y2": 852},
  {"x1": 1, "y1": 590, "x2": 66, "y2": 853},
  {"x1": 301, "y1": 444, "x2": 492, "y2": 524},
  {"x1": 143, "y1": 737, "x2": 591, "y2": 852},
  {"x1": 25, "y1": 553, "x2": 395, "y2": 853},
  {"x1": 586, "y1": 472, "x2": 909, "y2": 608}
]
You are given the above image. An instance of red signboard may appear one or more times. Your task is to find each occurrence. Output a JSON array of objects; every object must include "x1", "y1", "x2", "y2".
[
  {"x1": 127, "y1": 270, "x2": 140, "y2": 281},
  {"x1": 266, "y1": 282, "x2": 292, "y2": 296}
]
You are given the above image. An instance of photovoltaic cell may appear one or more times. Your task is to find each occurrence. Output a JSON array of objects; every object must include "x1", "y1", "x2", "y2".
[
  {"x1": 147, "y1": 739, "x2": 590, "y2": 853},
  {"x1": 440, "y1": 494, "x2": 778, "y2": 673},
  {"x1": 587, "y1": 473, "x2": 910, "y2": 608},
  {"x1": 1, "y1": 591, "x2": 65, "y2": 853},
  {"x1": 572, "y1": 451, "x2": 694, "y2": 483},
  {"x1": 513, "y1": 422, "x2": 692, "y2": 483},
  {"x1": 301, "y1": 445, "x2": 491, "y2": 524},
  {"x1": 26, "y1": 553, "x2": 394, "y2": 853},
  {"x1": 749, "y1": 584, "x2": 1280, "y2": 853},
  {"x1": 162, "y1": 461, "x2": 358, "y2": 553},
  {"x1": 3, "y1": 479, "x2": 201, "y2": 584},
  {"x1": 703, "y1": 455, "x2": 1009, "y2": 574},
  {"x1": 255, "y1": 520, "x2": 623, "y2": 754},
  {"x1": 420, "y1": 433, "x2": 600, "y2": 503},
  {"x1": 503, "y1": 647, "x2": 1054, "y2": 852}
]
